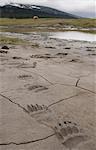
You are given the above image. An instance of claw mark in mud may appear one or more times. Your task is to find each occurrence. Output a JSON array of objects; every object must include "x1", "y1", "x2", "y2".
[
  {"x1": 18, "y1": 74, "x2": 33, "y2": 80},
  {"x1": 25, "y1": 104, "x2": 59, "y2": 129},
  {"x1": 30, "y1": 54, "x2": 55, "y2": 59},
  {"x1": 20, "y1": 68, "x2": 53, "y2": 85},
  {"x1": 27, "y1": 104, "x2": 48, "y2": 113},
  {"x1": 26, "y1": 85, "x2": 48, "y2": 92},
  {"x1": 0, "y1": 94, "x2": 90, "y2": 148},
  {"x1": 17, "y1": 62, "x2": 37, "y2": 69},
  {"x1": 56, "y1": 52, "x2": 68, "y2": 56},
  {"x1": 25, "y1": 104, "x2": 89, "y2": 149},
  {"x1": 12, "y1": 56, "x2": 28, "y2": 60},
  {"x1": 30, "y1": 53, "x2": 69, "y2": 59},
  {"x1": 0, "y1": 96, "x2": 55, "y2": 146}
]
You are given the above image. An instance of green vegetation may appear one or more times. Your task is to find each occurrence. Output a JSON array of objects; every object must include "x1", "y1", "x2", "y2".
[
  {"x1": 0, "y1": 36, "x2": 40, "y2": 46},
  {"x1": 0, "y1": 18, "x2": 95, "y2": 33},
  {"x1": 0, "y1": 18, "x2": 95, "y2": 27},
  {"x1": 0, "y1": 36, "x2": 27, "y2": 45}
]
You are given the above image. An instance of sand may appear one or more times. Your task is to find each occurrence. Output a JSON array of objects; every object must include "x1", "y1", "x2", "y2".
[{"x1": 0, "y1": 32, "x2": 96, "y2": 150}]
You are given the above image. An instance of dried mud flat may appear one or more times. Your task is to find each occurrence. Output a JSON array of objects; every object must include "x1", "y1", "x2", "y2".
[{"x1": 0, "y1": 32, "x2": 96, "y2": 150}]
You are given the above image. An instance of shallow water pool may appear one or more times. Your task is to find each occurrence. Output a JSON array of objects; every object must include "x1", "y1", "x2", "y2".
[{"x1": 49, "y1": 31, "x2": 96, "y2": 42}]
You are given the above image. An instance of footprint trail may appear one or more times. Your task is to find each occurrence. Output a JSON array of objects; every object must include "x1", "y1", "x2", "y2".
[{"x1": 25, "y1": 104, "x2": 90, "y2": 149}]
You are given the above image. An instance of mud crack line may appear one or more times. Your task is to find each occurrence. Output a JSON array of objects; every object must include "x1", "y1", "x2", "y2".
[
  {"x1": 75, "y1": 78, "x2": 96, "y2": 94},
  {"x1": 0, "y1": 133, "x2": 55, "y2": 146},
  {"x1": 0, "y1": 93, "x2": 29, "y2": 113},
  {"x1": 77, "y1": 86, "x2": 96, "y2": 94},
  {"x1": 48, "y1": 93, "x2": 80, "y2": 108},
  {"x1": 20, "y1": 68, "x2": 53, "y2": 85}
]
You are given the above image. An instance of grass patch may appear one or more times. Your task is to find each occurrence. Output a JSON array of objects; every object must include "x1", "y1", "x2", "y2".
[
  {"x1": 0, "y1": 36, "x2": 27, "y2": 45},
  {"x1": 0, "y1": 18, "x2": 95, "y2": 33},
  {"x1": 0, "y1": 18, "x2": 95, "y2": 28}
]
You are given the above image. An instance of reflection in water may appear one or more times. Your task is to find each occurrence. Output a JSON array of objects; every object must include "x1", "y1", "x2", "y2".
[{"x1": 49, "y1": 31, "x2": 96, "y2": 42}]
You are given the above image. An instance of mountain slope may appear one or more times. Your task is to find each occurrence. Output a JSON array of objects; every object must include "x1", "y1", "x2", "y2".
[{"x1": 0, "y1": 3, "x2": 78, "y2": 19}]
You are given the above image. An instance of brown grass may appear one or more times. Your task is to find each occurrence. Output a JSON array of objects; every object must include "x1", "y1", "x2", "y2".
[{"x1": 0, "y1": 18, "x2": 95, "y2": 33}]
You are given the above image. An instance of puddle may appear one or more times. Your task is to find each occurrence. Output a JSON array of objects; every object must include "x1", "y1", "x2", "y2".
[
  {"x1": 0, "y1": 31, "x2": 96, "y2": 42},
  {"x1": 49, "y1": 31, "x2": 96, "y2": 42}
]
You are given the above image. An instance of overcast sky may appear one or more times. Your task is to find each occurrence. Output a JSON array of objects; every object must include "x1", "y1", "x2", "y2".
[{"x1": 0, "y1": 0, "x2": 96, "y2": 18}]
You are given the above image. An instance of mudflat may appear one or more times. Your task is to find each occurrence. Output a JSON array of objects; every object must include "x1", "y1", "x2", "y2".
[{"x1": 0, "y1": 32, "x2": 96, "y2": 150}]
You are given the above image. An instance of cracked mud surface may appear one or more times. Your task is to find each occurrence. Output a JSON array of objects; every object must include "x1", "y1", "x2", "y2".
[{"x1": 0, "y1": 32, "x2": 96, "y2": 150}]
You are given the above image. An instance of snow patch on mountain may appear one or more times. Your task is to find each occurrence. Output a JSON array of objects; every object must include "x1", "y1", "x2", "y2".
[
  {"x1": 30, "y1": 5, "x2": 41, "y2": 9},
  {"x1": 10, "y1": 3, "x2": 25, "y2": 8},
  {"x1": 9, "y1": 3, "x2": 41, "y2": 10}
]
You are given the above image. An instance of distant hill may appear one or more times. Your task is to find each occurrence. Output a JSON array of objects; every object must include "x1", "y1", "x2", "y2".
[{"x1": 0, "y1": 3, "x2": 79, "y2": 19}]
